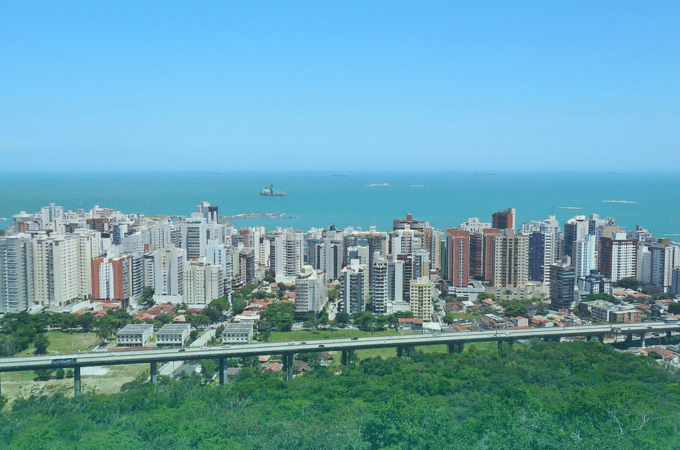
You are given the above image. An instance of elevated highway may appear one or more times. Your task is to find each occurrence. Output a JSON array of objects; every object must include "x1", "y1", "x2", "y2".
[{"x1": 1, "y1": 321, "x2": 677, "y2": 395}]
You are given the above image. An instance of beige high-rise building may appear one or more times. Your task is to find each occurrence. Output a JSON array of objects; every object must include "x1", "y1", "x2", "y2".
[
  {"x1": 74, "y1": 229, "x2": 100, "y2": 300},
  {"x1": 492, "y1": 231, "x2": 529, "y2": 288},
  {"x1": 33, "y1": 234, "x2": 80, "y2": 307},
  {"x1": 184, "y1": 258, "x2": 223, "y2": 305},
  {"x1": 409, "y1": 276, "x2": 434, "y2": 320}
]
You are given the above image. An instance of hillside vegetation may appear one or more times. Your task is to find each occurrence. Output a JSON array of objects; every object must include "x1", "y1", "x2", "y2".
[{"x1": 1, "y1": 340, "x2": 680, "y2": 449}]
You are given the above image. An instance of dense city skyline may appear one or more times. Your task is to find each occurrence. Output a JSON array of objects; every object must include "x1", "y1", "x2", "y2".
[{"x1": 2, "y1": 2, "x2": 679, "y2": 172}]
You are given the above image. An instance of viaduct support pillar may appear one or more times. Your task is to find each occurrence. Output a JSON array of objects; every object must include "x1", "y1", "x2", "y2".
[
  {"x1": 598, "y1": 335, "x2": 604, "y2": 343},
  {"x1": 283, "y1": 353, "x2": 294, "y2": 380},
  {"x1": 405, "y1": 346, "x2": 412, "y2": 360},
  {"x1": 341, "y1": 351, "x2": 348, "y2": 365},
  {"x1": 348, "y1": 349, "x2": 355, "y2": 364},
  {"x1": 448, "y1": 343, "x2": 456, "y2": 354},
  {"x1": 218, "y1": 357, "x2": 227, "y2": 385},
  {"x1": 150, "y1": 361, "x2": 158, "y2": 385},
  {"x1": 457, "y1": 343, "x2": 464, "y2": 353},
  {"x1": 640, "y1": 333, "x2": 646, "y2": 348},
  {"x1": 74, "y1": 366, "x2": 81, "y2": 397}
]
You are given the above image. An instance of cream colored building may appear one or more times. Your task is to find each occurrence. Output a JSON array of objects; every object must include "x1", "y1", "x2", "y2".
[
  {"x1": 409, "y1": 276, "x2": 434, "y2": 320},
  {"x1": 33, "y1": 234, "x2": 80, "y2": 307},
  {"x1": 184, "y1": 258, "x2": 223, "y2": 305}
]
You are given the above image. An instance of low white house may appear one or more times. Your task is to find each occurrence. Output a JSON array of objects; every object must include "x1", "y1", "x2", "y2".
[
  {"x1": 222, "y1": 323, "x2": 254, "y2": 345},
  {"x1": 116, "y1": 324, "x2": 154, "y2": 347},
  {"x1": 157, "y1": 323, "x2": 191, "y2": 347}
]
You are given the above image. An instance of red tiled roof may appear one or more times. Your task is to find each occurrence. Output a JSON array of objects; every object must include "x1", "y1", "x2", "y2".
[
  {"x1": 398, "y1": 318, "x2": 423, "y2": 324},
  {"x1": 264, "y1": 362, "x2": 282, "y2": 372},
  {"x1": 644, "y1": 347, "x2": 677, "y2": 360}
]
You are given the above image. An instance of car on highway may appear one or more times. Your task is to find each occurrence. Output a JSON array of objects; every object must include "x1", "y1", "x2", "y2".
[
  {"x1": 178, "y1": 349, "x2": 186, "y2": 352},
  {"x1": 351, "y1": 337, "x2": 358, "y2": 340},
  {"x1": 318, "y1": 344, "x2": 325, "y2": 348}
]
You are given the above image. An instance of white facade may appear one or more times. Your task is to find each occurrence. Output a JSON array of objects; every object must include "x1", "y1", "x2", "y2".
[
  {"x1": 116, "y1": 323, "x2": 154, "y2": 347},
  {"x1": 153, "y1": 245, "x2": 186, "y2": 297},
  {"x1": 33, "y1": 234, "x2": 80, "y2": 307},
  {"x1": 180, "y1": 220, "x2": 207, "y2": 261},
  {"x1": 574, "y1": 235, "x2": 597, "y2": 278},
  {"x1": 339, "y1": 260, "x2": 368, "y2": 314},
  {"x1": 157, "y1": 323, "x2": 191, "y2": 346},
  {"x1": 284, "y1": 232, "x2": 304, "y2": 280},
  {"x1": 295, "y1": 265, "x2": 327, "y2": 315},
  {"x1": 459, "y1": 217, "x2": 492, "y2": 234},
  {"x1": 371, "y1": 257, "x2": 389, "y2": 314},
  {"x1": 184, "y1": 258, "x2": 223, "y2": 305},
  {"x1": 222, "y1": 323, "x2": 254, "y2": 345}
]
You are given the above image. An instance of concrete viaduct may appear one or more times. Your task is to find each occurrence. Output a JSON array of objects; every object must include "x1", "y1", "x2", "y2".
[{"x1": 0, "y1": 321, "x2": 677, "y2": 396}]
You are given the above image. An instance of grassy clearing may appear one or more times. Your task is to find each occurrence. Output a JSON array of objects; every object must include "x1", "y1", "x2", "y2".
[
  {"x1": 267, "y1": 329, "x2": 398, "y2": 342},
  {"x1": 17, "y1": 331, "x2": 100, "y2": 357},
  {"x1": 89, "y1": 363, "x2": 148, "y2": 395},
  {"x1": 1, "y1": 361, "x2": 148, "y2": 408}
]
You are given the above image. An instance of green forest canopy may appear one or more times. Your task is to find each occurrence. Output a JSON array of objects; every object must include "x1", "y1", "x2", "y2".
[{"x1": 1, "y1": 340, "x2": 679, "y2": 450}]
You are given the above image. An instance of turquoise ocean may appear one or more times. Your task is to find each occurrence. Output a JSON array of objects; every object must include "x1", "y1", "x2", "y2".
[{"x1": 1, "y1": 171, "x2": 679, "y2": 241}]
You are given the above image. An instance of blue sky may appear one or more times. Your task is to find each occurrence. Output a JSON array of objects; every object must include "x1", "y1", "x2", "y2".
[{"x1": 1, "y1": 1, "x2": 678, "y2": 172}]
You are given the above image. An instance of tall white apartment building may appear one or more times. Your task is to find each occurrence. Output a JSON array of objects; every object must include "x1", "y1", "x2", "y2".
[
  {"x1": 429, "y1": 229, "x2": 445, "y2": 273},
  {"x1": 371, "y1": 257, "x2": 389, "y2": 314},
  {"x1": 39, "y1": 202, "x2": 64, "y2": 230},
  {"x1": 315, "y1": 238, "x2": 343, "y2": 281},
  {"x1": 184, "y1": 258, "x2": 223, "y2": 305},
  {"x1": 180, "y1": 219, "x2": 207, "y2": 261},
  {"x1": 521, "y1": 215, "x2": 560, "y2": 235},
  {"x1": 0, "y1": 234, "x2": 34, "y2": 312},
  {"x1": 339, "y1": 260, "x2": 368, "y2": 314},
  {"x1": 268, "y1": 232, "x2": 285, "y2": 279},
  {"x1": 284, "y1": 232, "x2": 304, "y2": 280},
  {"x1": 389, "y1": 227, "x2": 415, "y2": 256},
  {"x1": 574, "y1": 235, "x2": 597, "y2": 278},
  {"x1": 649, "y1": 243, "x2": 680, "y2": 292},
  {"x1": 152, "y1": 245, "x2": 186, "y2": 297},
  {"x1": 295, "y1": 265, "x2": 327, "y2": 316},
  {"x1": 409, "y1": 276, "x2": 434, "y2": 320},
  {"x1": 150, "y1": 221, "x2": 173, "y2": 252},
  {"x1": 599, "y1": 233, "x2": 636, "y2": 283},
  {"x1": 33, "y1": 234, "x2": 80, "y2": 307},
  {"x1": 637, "y1": 246, "x2": 652, "y2": 284},
  {"x1": 122, "y1": 231, "x2": 144, "y2": 255},
  {"x1": 459, "y1": 217, "x2": 492, "y2": 234},
  {"x1": 206, "y1": 239, "x2": 233, "y2": 298},
  {"x1": 194, "y1": 201, "x2": 219, "y2": 223},
  {"x1": 563, "y1": 215, "x2": 589, "y2": 259}
]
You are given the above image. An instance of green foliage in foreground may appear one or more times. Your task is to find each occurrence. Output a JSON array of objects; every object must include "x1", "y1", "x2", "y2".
[{"x1": 2, "y1": 340, "x2": 680, "y2": 449}]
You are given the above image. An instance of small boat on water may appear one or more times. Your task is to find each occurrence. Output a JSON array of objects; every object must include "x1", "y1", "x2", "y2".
[{"x1": 260, "y1": 183, "x2": 287, "y2": 197}]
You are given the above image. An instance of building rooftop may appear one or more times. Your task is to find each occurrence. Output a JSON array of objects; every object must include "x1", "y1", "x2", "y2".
[
  {"x1": 116, "y1": 323, "x2": 154, "y2": 335},
  {"x1": 157, "y1": 323, "x2": 191, "y2": 334},
  {"x1": 224, "y1": 323, "x2": 254, "y2": 332}
]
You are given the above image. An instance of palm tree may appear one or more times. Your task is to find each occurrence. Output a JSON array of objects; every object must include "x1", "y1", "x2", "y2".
[{"x1": 504, "y1": 289, "x2": 513, "y2": 302}]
